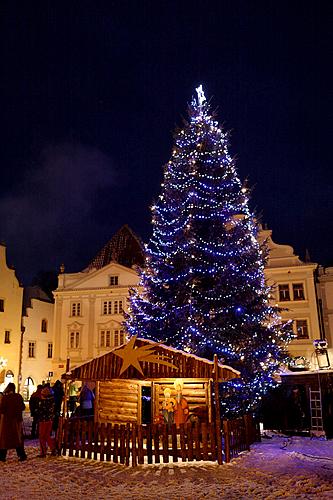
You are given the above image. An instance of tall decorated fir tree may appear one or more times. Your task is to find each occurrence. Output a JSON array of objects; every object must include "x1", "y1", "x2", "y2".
[{"x1": 126, "y1": 86, "x2": 293, "y2": 416}]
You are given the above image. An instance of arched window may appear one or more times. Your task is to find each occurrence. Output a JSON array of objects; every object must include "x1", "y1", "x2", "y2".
[{"x1": 41, "y1": 319, "x2": 48, "y2": 333}]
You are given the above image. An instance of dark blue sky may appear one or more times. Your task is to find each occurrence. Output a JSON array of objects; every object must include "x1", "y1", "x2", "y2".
[{"x1": 0, "y1": 1, "x2": 332, "y2": 284}]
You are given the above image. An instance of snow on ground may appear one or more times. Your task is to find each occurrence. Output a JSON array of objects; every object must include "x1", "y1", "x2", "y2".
[{"x1": 1, "y1": 433, "x2": 332, "y2": 499}]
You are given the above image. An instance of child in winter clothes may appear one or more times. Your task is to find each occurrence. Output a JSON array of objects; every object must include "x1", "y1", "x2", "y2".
[{"x1": 38, "y1": 387, "x2": 56, "y2": 457}]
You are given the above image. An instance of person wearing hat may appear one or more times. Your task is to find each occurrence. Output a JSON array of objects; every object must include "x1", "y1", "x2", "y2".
[
  {"x1": 0, "y1": 382, "x2": 27, "y2": 462},
  {"x1": 37, "y1": 386, "x2": 56, "y2": 457}
]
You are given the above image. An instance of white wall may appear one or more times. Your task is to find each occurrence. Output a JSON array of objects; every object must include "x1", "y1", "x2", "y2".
[{"x1": 21, "y1": 298, "x2": 54, "y2": 396}]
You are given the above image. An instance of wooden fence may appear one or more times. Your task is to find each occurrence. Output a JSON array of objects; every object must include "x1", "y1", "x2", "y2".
[{"x1": 58, "y1": 414, "x2": 259, "y2": 466}]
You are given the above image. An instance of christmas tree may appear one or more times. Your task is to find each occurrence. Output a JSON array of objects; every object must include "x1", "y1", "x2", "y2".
[{"x1": 126, "y1": 86, "x2": 293, "y2": 416}]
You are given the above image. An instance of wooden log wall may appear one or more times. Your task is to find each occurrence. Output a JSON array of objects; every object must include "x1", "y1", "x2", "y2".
[{"x1": 97, "y1": 380, "x2": 139, "y2": 424}]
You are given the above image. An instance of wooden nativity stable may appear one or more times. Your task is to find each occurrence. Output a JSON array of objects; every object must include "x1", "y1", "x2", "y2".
[{"x1": 62, "y1": 336, "x2": 240, "y2": 426}]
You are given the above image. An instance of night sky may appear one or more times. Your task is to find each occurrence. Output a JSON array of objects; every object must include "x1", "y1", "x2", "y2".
[{"x1": 0, "y1": 1, "x2": 332, "y2": 285}]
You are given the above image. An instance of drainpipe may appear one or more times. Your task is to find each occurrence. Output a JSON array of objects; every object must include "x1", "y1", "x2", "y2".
[{"x1": 18, "y1": 324, "x2": 25, "y2": 393}]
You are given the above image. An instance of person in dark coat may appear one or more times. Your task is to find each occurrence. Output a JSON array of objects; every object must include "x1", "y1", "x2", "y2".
[
  {"x1": 0, "y1": 382, "x2": 27, "y2": 462},
  {"x1": 38, "y1": 386, "x2": 56, "y2": 457},
  {"x1": 51, "y1": 380, "x2": 64, "y2": 432},
  {"x1": 29, "y1": 384, "x2": 43, "y2": 438}
]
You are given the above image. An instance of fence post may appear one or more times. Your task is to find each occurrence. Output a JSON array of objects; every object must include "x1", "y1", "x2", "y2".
[
  {"x1": 125, "y1": 423, "x2": 131, "y2": 466},
  {"x1": 223, "y1": 420, "x2": 230, "y2": 463},
  {"x1": 132, "y1": 423, "x2": 137, "y2": 467},
  {"x1": 244, "y1": 414, "x2": 250, "y2": 451},
  {"x1": 214, "y1": 354, "x2": 223, "y2": 465}
]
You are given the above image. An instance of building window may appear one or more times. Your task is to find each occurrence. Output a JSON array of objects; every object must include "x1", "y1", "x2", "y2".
[
  {"x1": 295, "y1": 320, "x2": 309, "y2": 339},
  {"x1": 99, "y1": 329, "x2": 125, "y2": 348},
  {"x1": 41, "y1": 319, "x2": 48, "y2": 332},
  {"x1": 278, "y1": 284, "x2": 290, "y2": 302},
  {"x1": 100, "y1": 330, "x2": 111, "y2": 348},
  {"x1": 0, "y1": 299, "x2": 4, "y2": 312},
  {"x1": 69, "y1": 331, "x2": 80, "y2": 349},
  {"x1": 47, "y1": 342, "x2": 53, "y2": 358},
  {"x1": 114, "y1": 300, "x2": 123, "y2": 314},
  {"x1": 28, "y1": 342, "x2": 36, "y2": 358},
  {"x1": 109, "y1": 275, "x2": 119, "y2": 286},
  {"x1": 114, "y1": 329, "x2": 125, "y2": 347},
  {"x1": 102, "y1": 300, "x2": 124, "y2": 315},
  {"x1": 103, "y1": 301, "x2": 112, "y2": 315},
  {"x1": 4, "y1": 331, "x2": 10, "y2": 344},
  {"x1": 293, "y1": 283, "x2": 305, "y2": 301},
  {"x1": 71, "y1": 302, "x2": 81, "y2": 317}
]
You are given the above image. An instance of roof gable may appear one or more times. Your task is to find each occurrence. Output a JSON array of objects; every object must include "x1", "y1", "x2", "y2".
[
  {"x1": 61, "y1": 261, "x2": 139, "y2": 290},
  {"x1": 64, "y1": 337, "x2": 240, "y2": 382}
]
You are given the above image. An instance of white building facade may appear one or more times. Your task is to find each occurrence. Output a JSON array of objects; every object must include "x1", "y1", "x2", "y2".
[
  {"x1": 21, "y1": 286, "x2": 54, "y2": 399},
  {"x1": 316, "y1": 266, "x2": 333, "y2": 364},
  {"x1": 52, "y1": 262, "x2": 140, "y2": 380},
  {"x1": 51, "y1": 225, "x2": 144, "y2": 380},
  {"x1": 260, "y1": 228, "x2": 321, "y2": 365}
]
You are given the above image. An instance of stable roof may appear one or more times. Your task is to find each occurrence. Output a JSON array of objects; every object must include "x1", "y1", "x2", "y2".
[{"x1": 63, "y1": 337, "x2": 240, "y2": 382}]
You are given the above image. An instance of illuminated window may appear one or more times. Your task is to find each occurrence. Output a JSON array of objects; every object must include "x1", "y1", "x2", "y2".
[
  {"x1": 4, "y1": 331, "x2": 10, "y2": 344},
  {"x1": 71, "y1": 303, "x2": 81, "y2": 317},
  {"x1": 47, "y1": 343, "x2": 53, "y2": 358},
  {"x1": 69, "y1": 331, "x2": 80, "y2": 349},
  {"x1": 278, "y1": 284, "x2": 290, "y2": 302},
  {"x1": 28, "y1": 342, "x2": 36, "y2": 358},
  {"x1": 0, "y1": 299, "x2": 4, "y2": 312},
  {"x1": 295, "y1": 320, "x2": 309, "y2": 339},
  {"x1": 293, "y1": 283, "x2": 305, "y2": 301},
  {"x1": 41, "y1": 319, "x2": 48, "y2": 332},
  {"x1": 109, "y1": 275, "x2": 119, "y2": 286}
]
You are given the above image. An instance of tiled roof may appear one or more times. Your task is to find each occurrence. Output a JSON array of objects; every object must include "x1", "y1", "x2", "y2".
[{"x1": 86, "y1": 225, "x2": 145, "y2": 271}]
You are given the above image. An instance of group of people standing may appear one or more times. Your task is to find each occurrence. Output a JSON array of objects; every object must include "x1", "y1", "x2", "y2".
[
  {"x1": 0, "y1": 379, "x2": 65, "y2": 462},
  {"x1": 0, "y1": 379, "x2": 94, "y2": 462},
  {"x1": 29, "y1": 380, "x2": 64, "y2": 457}
]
